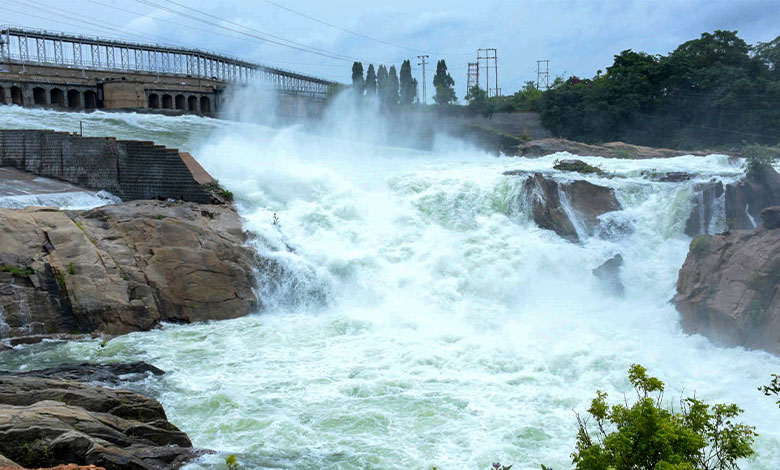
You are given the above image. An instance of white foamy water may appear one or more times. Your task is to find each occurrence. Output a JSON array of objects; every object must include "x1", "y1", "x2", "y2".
[{"x1": 1, "y1": 106, "x2": 779, "y2": 470}]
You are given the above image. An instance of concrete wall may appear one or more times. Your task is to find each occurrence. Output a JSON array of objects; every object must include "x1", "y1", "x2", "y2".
[{"x1": 0, "y1": 129, "x2": 211, "y2": 203}]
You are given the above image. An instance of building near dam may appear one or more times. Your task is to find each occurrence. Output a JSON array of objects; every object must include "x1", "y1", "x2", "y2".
[{"x1": 0, "y1": 26, "x2": 336, "y2": 117}]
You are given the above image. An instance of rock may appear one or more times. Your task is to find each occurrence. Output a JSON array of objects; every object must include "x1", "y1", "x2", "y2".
[
  {"x1": 515, "y1": 138, "x2": 719, "y2": 159},
  {"x1": 0, "y1": 200, "x2": 260, "y2": 338},
  {"x1": 684, "y1": 180, "x2": 725, "y2": 237},
  {"x1": 552, "y1": 159, "x2": 603, "y2": 175},
  {"x1": 0, "y1": 362, "x2": 164, "y2": 386},
  {"x1": 0, "y1": 453, "x2": 22, "y2": 468},
  {"x1": 674, "y1": 228, "x2": 780, "y2": 354},
  {"x1": 725, "y1": 167, "x2": 780, "y2": 230},
  {"x1": 592, "y1": 254, "x2": 625, "y2": 297},
  {"x1": 520, "y1": 173, "x2": 622, "y2": 242},
  {"x1": 0, "y1": 375, "x2": 194, "y2": 470},
  {"x1": 761, "y1": 206, "x2": 780, "y2": 229},
  {"x1": 654, "y1": 171, "x2": 693, "y2": 182}
]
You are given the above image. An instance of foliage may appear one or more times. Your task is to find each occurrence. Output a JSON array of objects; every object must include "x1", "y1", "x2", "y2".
[
  {"x1": 203, "y1": 180, "x2": 234, "y2": 201},
  {"x1": 741, "y1": 144, "x2": 780, "y2": 180},
  {"x1": 57, "y1": 273, "x2": 67, "y2": 291},
  {"x1": 490, "y1": 463, "x2": 512, "y2": 470},
  {"x1": 537, "y1": 31, "x2": 780, "y2": 148},
  {"x1": 399, "y1": 59, "x2": 418, "y2": 105},
  {"x1": 385, "y1": 65, "x2": 400, "y2": 108},
  {"x1": 376, "y1": 65, "x2": 388, "y2": 99},
  {"x1": 351, "y1": 62, "x2": 364, "y2": 95},
  {"x1": 467, "y1": 81, "x2": 543, "y2": 117},
  {"x1": 572, "y1": 364, "x2": 756, "y2": 470},
  {"x1": 365, "y1": 64, "x2": 377, "y2": 96},
  {"x1": 0, "y1": 265, "x2": 34, "y2": 277},
  {"x1": 759, "y1": 374, "x2": 780, "y2": 408},
  {"x1": 226, "y1": 454, "x2": 239, "y2": 470},
  {"x1": 690, "y1": 234, "x2": 712, "y2": 256},
  {"x1": 433, "y1": 59, "x2": 457, "y2": 105},
  {"x1": 67, "y1": 262, "x2": 75, "y2": 275}
]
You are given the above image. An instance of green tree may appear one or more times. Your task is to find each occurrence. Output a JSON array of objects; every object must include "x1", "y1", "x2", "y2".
[
  {"x1": 759, "y1": 373, "x2": 780, "y2": 408},
  {"x1": 754, "y1": 36, "x2": 780, "y2": 79},
  {"x1": 399, "y1": 59, "x2": 417, "y2": 105},
  {"x1": 433, "y1": 59, "x2": 457, "y2": 105},
  {"x1": 351, "y1": 61, "x2": 365, "y2": 95},
  {"x1": 365, "y1": 64, "x2": 377, "y2": 96},
  {"x1": 376, "y1": 65, "x2": 388, "y2": 100},
  {"x1": 572, "y1": 364, "x2": 756, "y2": 470},
  {"x1": 385, "y1": 65, "x2": 400, "y2": 108}
]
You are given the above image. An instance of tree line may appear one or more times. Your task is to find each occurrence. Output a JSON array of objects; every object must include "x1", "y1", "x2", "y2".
[{"x1": 349, "y1": 59, "x2": 458, "y2": 107}]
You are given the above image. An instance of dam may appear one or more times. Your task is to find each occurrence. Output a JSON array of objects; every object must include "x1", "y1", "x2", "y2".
[{"x1": 0, "y1": 26, "x2": 337, "y2": 117}]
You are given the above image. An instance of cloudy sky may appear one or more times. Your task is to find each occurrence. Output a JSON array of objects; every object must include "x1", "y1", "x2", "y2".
[{"x1": 3, "y1": 0, "x2": 779, "y2": 100}]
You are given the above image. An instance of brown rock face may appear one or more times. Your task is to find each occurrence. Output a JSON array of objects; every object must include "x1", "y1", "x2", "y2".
[
  {"x1": 520, "y1": 173, "x2": 622, "y2": 242},
  {"x1": 0, "y1": 200, "x2": 259, "y2": 339},
  {"x1": 0, "y1": 375, "x2": 193, "y2": 470},
  {"x1": 724, "y1": 168, "x2": 780, "y2": 230},
  {"x1": 674, "y1": 227, "x2": 780, "y2": 354},
  {"x1": 684, "y1": 180, "x2": 724, "y2": 237}
]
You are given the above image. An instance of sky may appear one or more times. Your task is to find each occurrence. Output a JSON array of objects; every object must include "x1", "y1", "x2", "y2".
[{"x1": 2, "y1": 0, "x2": 779, "y2": 100}]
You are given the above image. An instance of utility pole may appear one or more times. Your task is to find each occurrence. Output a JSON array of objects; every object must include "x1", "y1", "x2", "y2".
[
  {"x1": 417, "y1": 55, "x2": 429, "y2": 104},
  {"x1": 477, "y1": 48, "x2": 499, "y2": 97},
  {"x1": 536, "y1": 59, "x2": 550, "y2": 90},
  {"x1": 466, "y1": 62, "x2": 479, "y2": 98}
]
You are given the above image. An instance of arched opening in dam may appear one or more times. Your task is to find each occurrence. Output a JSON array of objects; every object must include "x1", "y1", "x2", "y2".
[
  {"x1": 200, "y1": 96, "x2": 210, "y2": 113},
  {"x1": 50, "y1": 88, "x2": 65, "y2": 107},
  {"x1": 162, "y1": 94, "x2": 173, "y2": 109},
  {"x1": 187, "y1": 95, "x2": 198, "y2": 112},
  {"x1": 10, "y1": 87, "x2": 23, "y2": 106},
  {"x1": 175, "y1": 94, "x2": 185, "y2": 110},
  {"x1": 84, "y1": 90, "x2": 97, "y2": 109},
  {"x1": 0, "y1": 87, "x2": 5, "y2": 105},
  {"x1": 67, "y1": 90, "x2": 81, "y2": 109},
  {"x1": 148, "y1": 93, "x2": 159, "y2": 109},
  {"x1": 32, "y1": 87, "x2": 46, "y2": 105}
]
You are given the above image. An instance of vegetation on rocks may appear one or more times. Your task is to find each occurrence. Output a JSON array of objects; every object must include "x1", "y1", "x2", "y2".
[
  {"x1": 570, "y1": 364, "x2": 756, "y2": 470},
  {"x1": 690, "y1": 234, "x2": 712, "y2": 256},
  {"x1": 0, "y1": 265, "x2": 34, "y2": 277},
  {"x1": 742, "y1": 144, "x2": 780, "y2": 180},
  {"x1": 553, "y1": 159, "x2": 605, "y2": 175}
]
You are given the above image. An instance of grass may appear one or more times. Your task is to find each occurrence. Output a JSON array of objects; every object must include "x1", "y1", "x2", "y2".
[
  {"x1": 67, "y1": 262, "x2": 75, "y2": 275},
  {"x1": 203, "y1": 180, "x2": 234, "y2": 202},
  {"x1": 0, "y1": 265, "x2": 34, "y2": 277}
]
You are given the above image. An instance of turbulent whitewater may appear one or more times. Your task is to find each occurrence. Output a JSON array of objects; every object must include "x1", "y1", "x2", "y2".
[{"x1": 1, "y1": 106, "x2": 779, "y2": 470}]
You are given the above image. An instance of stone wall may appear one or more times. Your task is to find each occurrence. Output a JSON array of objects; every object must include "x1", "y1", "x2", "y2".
[{"x1": 0, "y1": 129, "x2": 211, "y2": 203}]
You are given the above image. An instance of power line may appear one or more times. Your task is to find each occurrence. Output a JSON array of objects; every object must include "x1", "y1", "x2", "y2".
[{"x1": 259, "y1": 0, "x2": 470, "y2": 57}]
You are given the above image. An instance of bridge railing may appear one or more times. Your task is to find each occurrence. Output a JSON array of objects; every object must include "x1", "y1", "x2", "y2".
[{"x1": 0, "y1": 25, "x2": 336, "y2": 96}]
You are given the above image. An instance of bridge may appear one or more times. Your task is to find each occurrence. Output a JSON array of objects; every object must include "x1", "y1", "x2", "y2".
[{"x1": 0, "y1": 26, "x2": 338, "y2": 117}]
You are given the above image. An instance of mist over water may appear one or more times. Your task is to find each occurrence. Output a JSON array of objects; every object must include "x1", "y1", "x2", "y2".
[{"x1": 1, "y1": 101, "x2": 780, "y2": 469}]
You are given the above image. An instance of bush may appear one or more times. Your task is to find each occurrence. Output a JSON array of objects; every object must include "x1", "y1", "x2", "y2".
[
  {"x1": 742, "y1": 144, "x2": 780, "y2": 180},
  {"x1": 0, "y1": 265, "x2": 34, "y2": 277},
  {"x1": 759, "y1": 374, "x2": 780, "y2": 409},
  {"x1": 571, "y1": 364, "x2": 756, "y2": 470},
  {"x1": 690, "y1": 234, "x2": 711, "y2": 256},
  {"x1": 553, "y1": 159, "x2": 604, "y2": 175}
]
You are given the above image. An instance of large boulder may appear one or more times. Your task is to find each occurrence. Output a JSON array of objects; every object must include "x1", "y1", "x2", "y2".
[
  {"x1": 1, "y1": 362, "x2": 164, "y2": 386},
  {"x1": 0, "y1": 200, "x2": 259, "y2": 339},
  {"x1": 592, "y1": 254, "x2": 625, "y2": 297},
  {"x1": 725, "y1": 167, "x2": 780, "y2": 230},
  {"x1": 674, "y1": 227, "x2": 780, "y2": 355},
  {"x1": 520, "y1": 173, "x2": 622, "y2": 242}
]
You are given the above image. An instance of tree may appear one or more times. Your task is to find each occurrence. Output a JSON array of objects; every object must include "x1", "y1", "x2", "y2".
[
  {"x1": 365, "y1": 64, "x2": 377, "y2": 96},
  {"x1": 399, "y1": 59, "x2": 417, "y2": 105},
  {"x1": 571, "y1": 364, "x2": 756, "y2": 470},
  {"x1": 376, "y1": 65, "x2": 388, "y2": 100},
  {"x1": 384, "y1": 65, "x2": 399, "y2": 108},
  {"x1": 759, "y1": 373, "x2": 780, "y2": 408},
  {"x1": 432, "y1": 59, "x2": 456, "y2": 105},
  {"x1": 351, "y1": 62, "x2": 364, "y2": 95}
]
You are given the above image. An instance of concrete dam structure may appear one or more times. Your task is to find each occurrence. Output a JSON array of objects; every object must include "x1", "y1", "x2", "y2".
[{"x1": 0, "y1": 26, "x2": 337, "y2": 117}]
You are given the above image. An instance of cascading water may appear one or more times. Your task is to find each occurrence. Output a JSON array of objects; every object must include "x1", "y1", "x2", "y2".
[{"x1": 1, "y1": 105, "x2": 779, "y2": 469}]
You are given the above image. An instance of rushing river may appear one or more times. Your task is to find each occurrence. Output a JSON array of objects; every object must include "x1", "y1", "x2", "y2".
[{"x1": 1, "y1": 105, "x2": 779, "y2": 470}]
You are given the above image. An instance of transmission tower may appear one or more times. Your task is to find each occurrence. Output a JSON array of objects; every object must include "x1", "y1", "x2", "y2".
[
  {"x1": 536, "y1": 59, "x2": 550, "y2": 90},
  {"x1": 466, "y1": 62, "x2": 479, "y2": 98},
  {"x1": 477, "y1": 48, "x2": 499, "y2": 97},
  {"x1": 417, "y1": 55, "x2": 429, "y2": 104}
]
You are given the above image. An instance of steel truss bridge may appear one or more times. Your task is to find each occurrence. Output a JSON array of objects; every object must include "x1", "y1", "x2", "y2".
[{"x1": 0, "y1": 26, "x2": 337, "y2": 96}]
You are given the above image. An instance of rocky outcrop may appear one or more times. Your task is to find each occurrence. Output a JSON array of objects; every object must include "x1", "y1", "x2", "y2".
[
  {"x1": 515, "y1": 138, "x2": 719, "y2": 159},
  {"x1": 0, "y1": 200, "x2": 259, "y2": 340},
  {"x1": 593, "y1": 254, "x2": 625, "y2": 297},
  {"x1": 725, "y1": 167, "x2": 780, "y2": 230},
  {"x1": 0, "y1": 366, "x2": 194, "y2": 470},
  {"x1": 684, "y1": 180, "x2": 724, "y2": 237},
  {"x1": 674, "y1": 220, "x2": 780, "y2": 354},
  {"x1": 1, "y1": 362, "x2": 164, "y2": 386},
  {"x1": 520, "y1": 173, "x2": 622, "y2": 242}
]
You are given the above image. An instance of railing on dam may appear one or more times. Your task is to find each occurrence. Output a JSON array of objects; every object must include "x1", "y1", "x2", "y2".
[{"x1": 0, "y1": 26, "x2": 336, "y2": 96}]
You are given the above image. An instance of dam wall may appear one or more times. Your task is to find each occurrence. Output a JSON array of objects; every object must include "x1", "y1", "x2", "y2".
[{"x1": 0, "y1": 129, "x2": 211, "y2": 203}]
